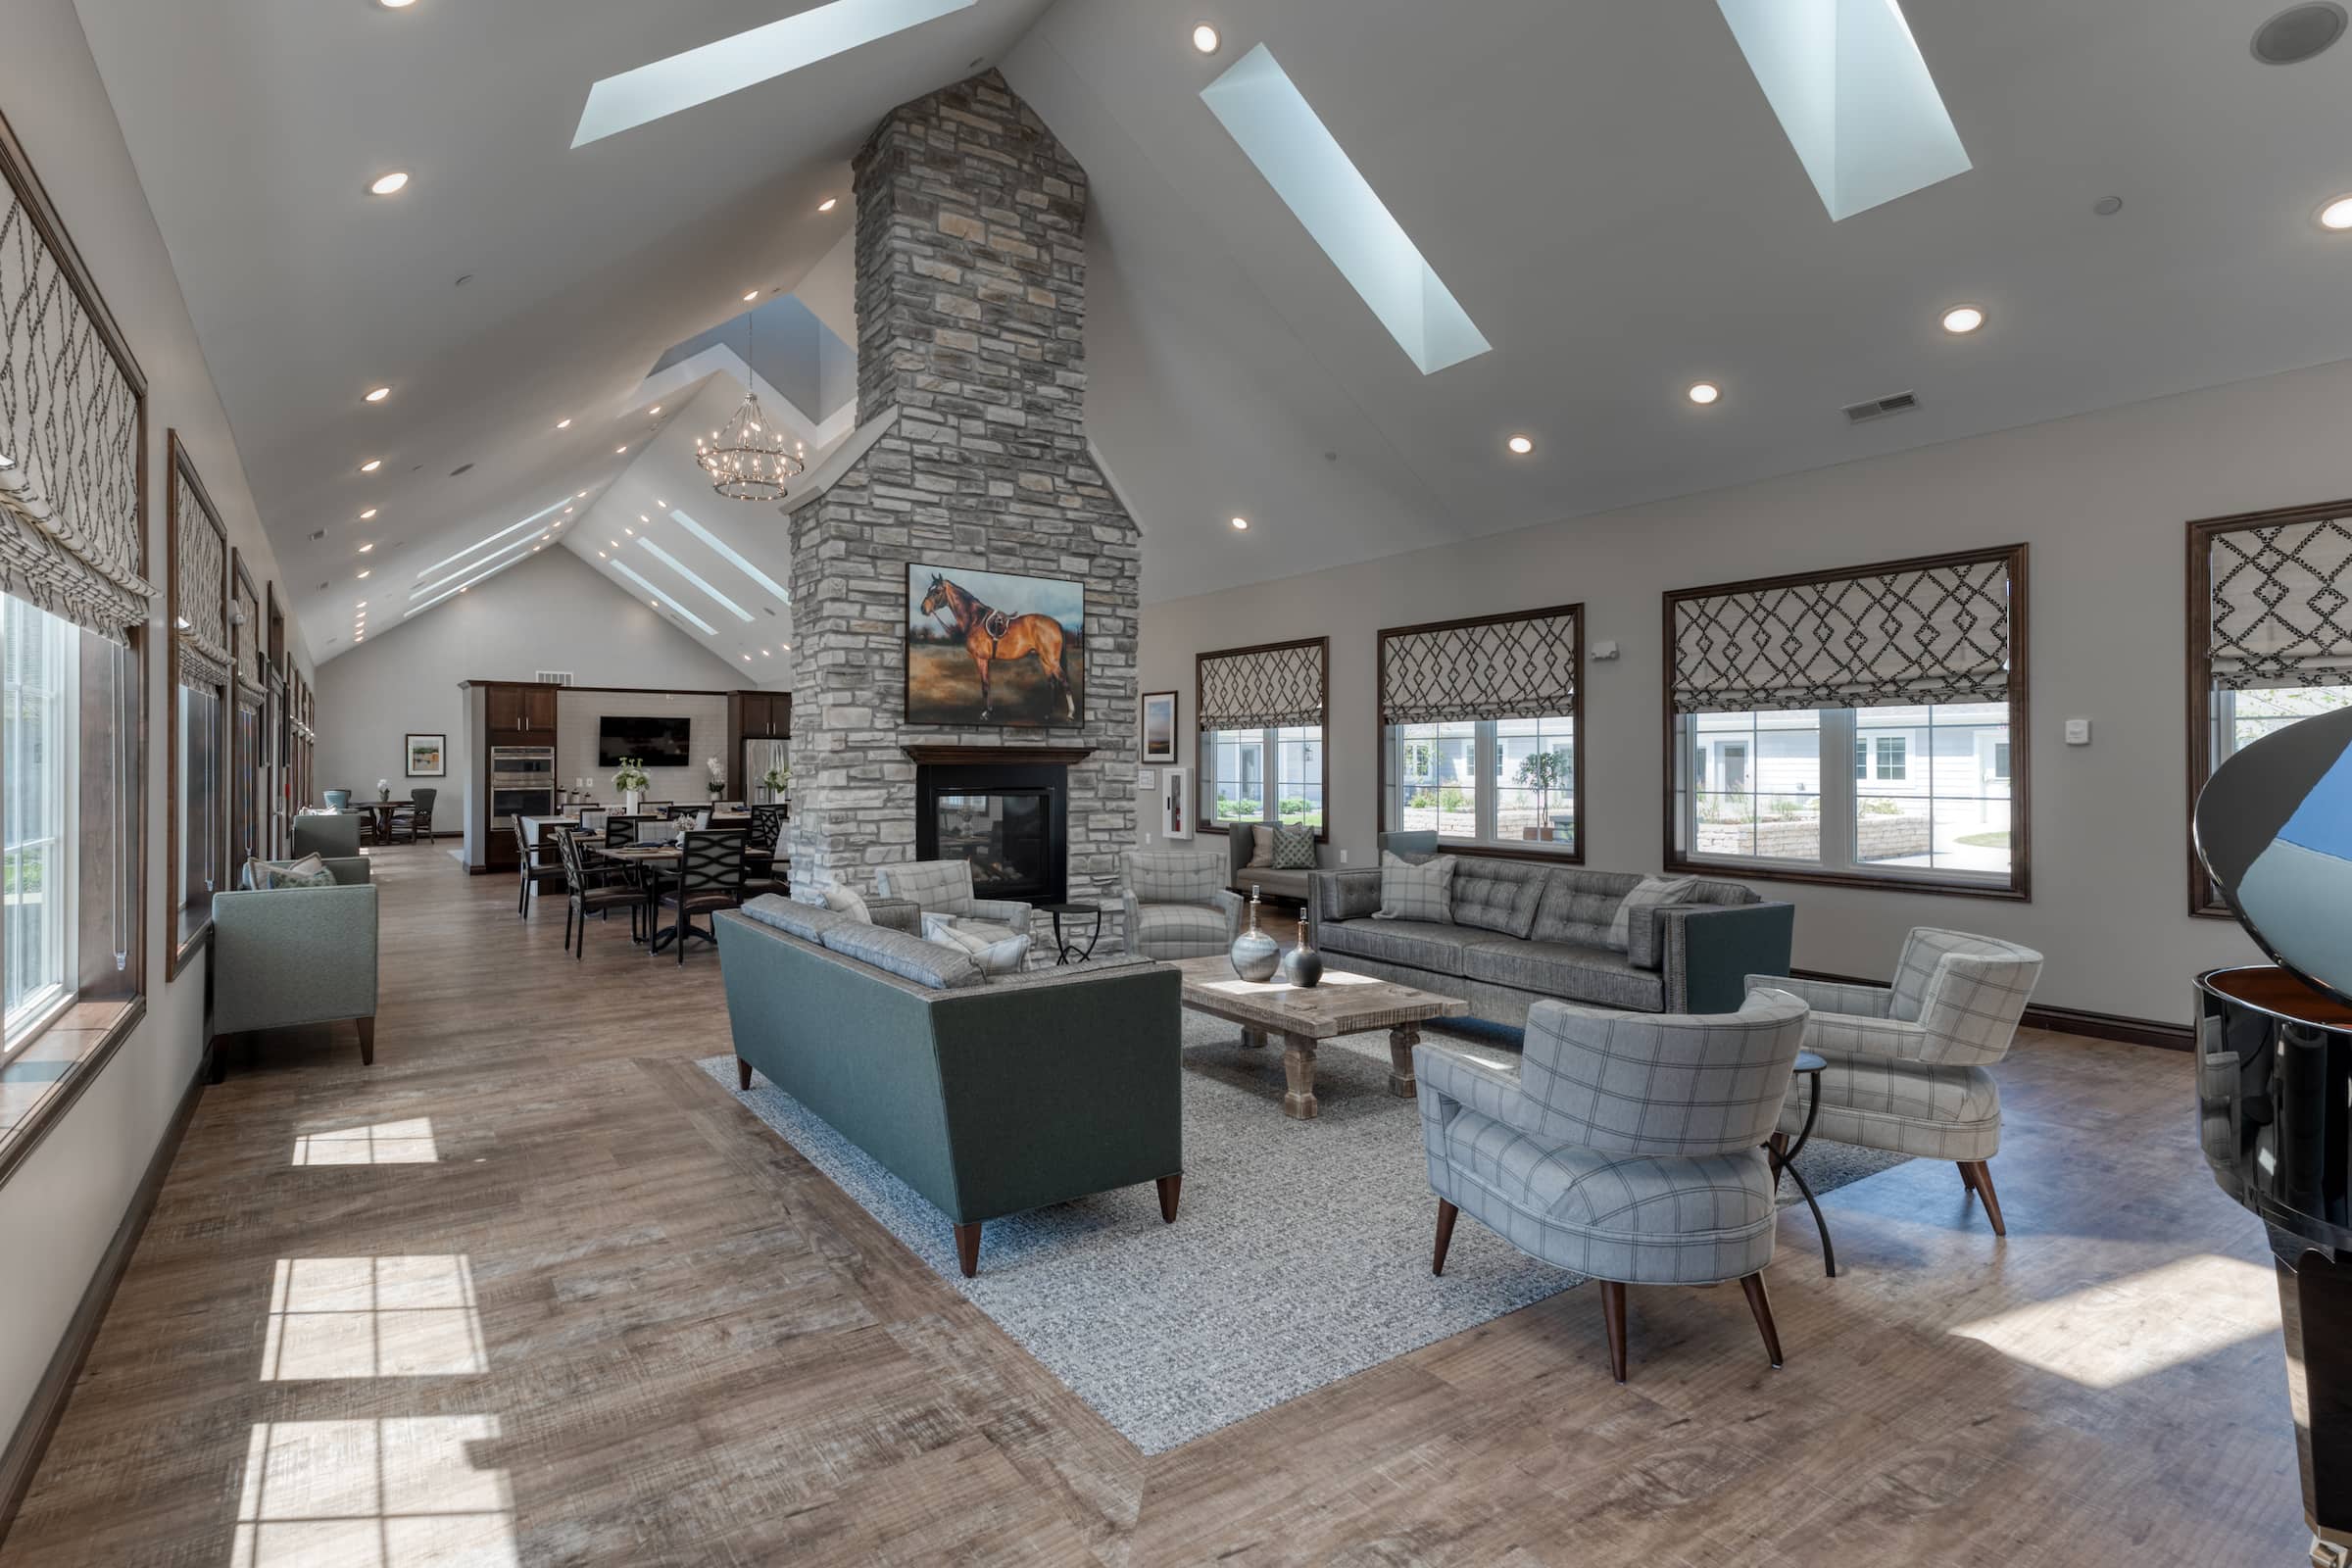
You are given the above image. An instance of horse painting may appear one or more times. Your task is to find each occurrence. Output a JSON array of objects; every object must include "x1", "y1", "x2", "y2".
[{"x1": 911, "y1": 569, "x2": 1083, "y2": 724}]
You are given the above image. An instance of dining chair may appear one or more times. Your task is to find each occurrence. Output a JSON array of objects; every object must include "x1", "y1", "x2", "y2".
[
  {"x1": 605, "y1": 815, "x2": 640, "y2": 848},
  {"x1": 322, "y1": 789, "x2": 352, "y2": 811},
  {"x1": 578, "y1": 808, "x2": 608, "y2": 836},
  {"x1": 389, "y1": 787, "x2": 436, "y2": 844},
  {"x1": 558, "y1": 827, "x2": 638, "y2": 958},
  {"x1": 659, "y1": 829, "x2": 747, "y2": 963},
  {"x1": 514, "y1": 818, "x2": 565, "y2": 917},
  {"x1": 749, "y1": 805, "x2": 783, "y2": 852}
]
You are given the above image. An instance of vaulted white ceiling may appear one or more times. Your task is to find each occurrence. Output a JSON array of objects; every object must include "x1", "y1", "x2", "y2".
[{"x1": 71, "y1": 0, "x2": 2352, "y2": 654}]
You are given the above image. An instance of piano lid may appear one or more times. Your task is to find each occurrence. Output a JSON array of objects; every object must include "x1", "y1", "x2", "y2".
[{"x1": 2196, "y1": 704, "x2": 2352, "y2": 1009}]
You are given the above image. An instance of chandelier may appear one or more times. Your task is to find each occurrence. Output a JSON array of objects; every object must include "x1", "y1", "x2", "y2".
[{"x1": 696, "y1": 309, "x2": 807, "y2": 502}]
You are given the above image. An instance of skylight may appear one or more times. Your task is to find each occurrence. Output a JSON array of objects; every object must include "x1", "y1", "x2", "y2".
[
  {"x1": 572, "y1": 0, "x2": 976, "y2": 147},
  {"x1": 1200, "y1": 44, "x2": 1490, "y2": 376},
  {"x1": 1714, "y1": 0, "x2": 1970, "y2": 220},
  {"x1": 668, "y1": 509, "x2": 790, "y2": 604},
  {"x1": 611, "y1": 560, "x2": 718, "y2": 635},
  {"x1": 636, "y1": 537, "x2": 752, "y2": 621},
  {"x1": 415, "y1": 498, "x2": 569, "y2": 580},
  {"x1": 403, "y1": 551, "x2": 534, "y2": 618},
  {"x1": 410, "y1": 529, "x2": 549, "y2": 600}
]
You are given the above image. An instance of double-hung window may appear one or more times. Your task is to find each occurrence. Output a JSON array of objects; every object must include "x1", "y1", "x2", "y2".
[
  {"x1": 1379, "y1": 605, "x2": 1583, "y2": 858},
  {"x1": 2189, "y1": 504, "x2": 2352, "y2": 914},
  {"x1": 170, "y1": 434, "x2": 233, "y2": 969},
  {"x1": 1197, "y1": 638, "x2": 1329, "y2": 839},
  {"x1": 1667, "y1": 546, "x2": 2029, "y2": 898}
]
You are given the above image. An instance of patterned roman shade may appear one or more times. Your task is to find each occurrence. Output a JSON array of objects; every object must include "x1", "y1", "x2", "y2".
[
  {"x1": 2206, "y1": 515, "x2": 2352, "y2": 690},
  {"x1": 0, "y1": 137, "x2": 153, "y2": 641},
  {"x1": 172, "y1": 449, "x2": 231, "y2": 691},
  {"x1": 232, "y1": 566, "x2": 264, "y2": 694},
  {"x1": 1671, "y1": 552, "x2": 2016, "y2": 714},
  {"x1": 1197, "y1": 638, "x2": 1325, "y2": 730},
  {"x1": 1381, "y1": 606, "x2": 1577, "y2": 725}
]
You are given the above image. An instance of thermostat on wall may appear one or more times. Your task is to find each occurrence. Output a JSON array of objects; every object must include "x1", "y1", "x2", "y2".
[{"x1": 2064, "y1": 718, "x2": 2091, "y2": 746}]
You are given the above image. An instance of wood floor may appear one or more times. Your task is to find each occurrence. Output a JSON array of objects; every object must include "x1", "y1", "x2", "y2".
[{"x1": 0, "y1": 844, "x2": 2312, "y2": 1566}]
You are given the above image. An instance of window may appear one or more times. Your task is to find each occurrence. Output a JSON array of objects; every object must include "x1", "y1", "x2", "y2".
[
  {"x1": 1196, "y1": 638, "x2": 1330, "y2": 841},
  {"x1": 2189, "y1": 505, "x2": 2352, "y2": 914},
  {"x1": 4, "y1": 598, "x2": 77, "y2": 1043},
  {"x1": 1667, "y1": 547, "x2": 2027, "y2": 898},
  {"x1": 169, "y1": 434, "x2": 233, "y2": 970},
  {"x1": 1380, "y1": 605, "x2": 1582, "y2": 858}
]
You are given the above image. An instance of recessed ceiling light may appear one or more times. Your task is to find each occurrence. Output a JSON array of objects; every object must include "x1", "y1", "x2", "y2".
[
  {"x1": 649, "y1": 405, "x2": 662, "y2": 415},
  {"x1": 577, "y1": 491, "x2": 588, "y2": 499},
  {"x1": 742, "y1": 654, "x2": 752, "y2": 662},
  {"x1": 556, "y1": 417, "x2": 571, "y2": 429},
  {"x1": 2092, "y1": 195, "x2": 2124, "y2": 217},
  {"x1": 817, "y1": 197, "x2": 838, "y2": 213},
  {"x1": 1687, "y1": 382, "x2": 1721, "y2": 406},
  {"x1": 599, "y1": 552, "x2": 607, "y2": 559},
  {"x1": 743, "y1": 289, "x2": 760, "y2": 301},
  {"x1": 1192, "y1": 23, "x2": 1221, "y2": 53},
  {"x1": 1229, "y1": 515, "x2": 1250, "y2": 530},
  {"x1": 624, "y1": 527, "x2": 634, "y2": 535},
  {"x1": 616, "y1": 446, "x2": 628, "y2": 454},
  {"x1": 365, "y1": 386, "x2": 391, "y2": 403},
  {"x1": 368, "y1": 172, "x2": 410, "y2": 197},
  {"x1": 2254, "y1": 3, "x2": 2348, "y2": 64},
  {"x1": 779, "y1": 642, "x2": 791, "y2": 651},
  {"x1": 356, "y1": 601, "x2": 368, "y2": 609},
  {"x1": 1940, "y1": 305, "x2": 1985, "y2": 334},
  {"x1": 378, "y1": 0, "x2": 416, "y2": 9},
  {"x1": 1506, "y1": 434, "x2": 1534, "y2": 456},
  {"x1": 359, "y1": 543, "x2": 374, "y2": 553},
  {"x1": 760, "y1": 648, "x2": 772, "y2": 656},
  {"x1": 655, "y1": 498, "x2": 666, "y2": 507},
  {"x1": 360, "y1": 459, "x2": 382, "y2": 472},
  {"x1": 358, "y1": 570, "x2": 371, "y2": 579},
  {"x1": 359, "y1": 508, "x2": 377, "y2": 519},
  {"x1": 2319, "y1": 194, "x2": 2352, "y2": 230},
  {"x1": 640, "y1": 514, "x2": 650, "y2": 523}
]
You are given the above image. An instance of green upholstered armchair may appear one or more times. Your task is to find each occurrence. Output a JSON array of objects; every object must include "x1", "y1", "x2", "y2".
[
  {"x1": 209, "y1": 856, "x2": 378, "y2": 1080},
  {"x1": 291, "y1": 812, "x2": 362, "y2": 858}
]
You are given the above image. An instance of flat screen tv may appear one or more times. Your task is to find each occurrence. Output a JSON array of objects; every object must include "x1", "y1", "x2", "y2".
[{"x1": 598, "y1": 715, "x2": 691, "y2": 766}]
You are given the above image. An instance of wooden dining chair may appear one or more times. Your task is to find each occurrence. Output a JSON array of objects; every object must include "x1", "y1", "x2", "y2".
[{"x1": 658, "y1": 830, "x2": 747, "y2": 963}]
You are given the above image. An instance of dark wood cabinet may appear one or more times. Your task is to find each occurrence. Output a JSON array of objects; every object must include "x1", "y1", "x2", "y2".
[
  {"x1": 485, "y1": 681, "x2": 559, "y2": 740},
  {"x1": 726, "y1": 689, "x2": 791, "y2": 799}
]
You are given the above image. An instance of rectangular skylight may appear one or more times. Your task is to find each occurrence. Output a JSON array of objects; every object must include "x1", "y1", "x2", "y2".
[
  {"x1": 403, "y1": 550, "x2": 535, "y2": 618},
  {"x1": 1714, "y1": 0, "x2": 1970, "y2": 220},
  {"x1": 636, "y1": 537, "x2": 752, "y2": 621},
  {"x1": 572, "y1": 0, "x2": 976, "y2": 147},
  {"x1": 611, "y1": 560, "x2": 718, "y2": 635},
  {"x1": 1200, "y1": 44, "x2": 1490, "y2": 376},
  {"x1": 668, "y1": 509, "x2": 790, "y2": 604},
  {"x1": 415, "y1": 498, "x2": 569, "y2": 580},
  {"x1": 410, "y1": 529, "x2": 549, "y2": 599}
]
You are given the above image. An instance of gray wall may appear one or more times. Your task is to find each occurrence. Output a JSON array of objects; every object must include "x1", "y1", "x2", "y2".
[
  {"x1": 1131, "y1": 357, "x2": 2352, "y2": 1026},
  {"x1": 0, "y1": 0, "x2": 311, "y2": 1452},
  {"x1": 315, "y1": 546, "x2": 745, "y2": 812}
]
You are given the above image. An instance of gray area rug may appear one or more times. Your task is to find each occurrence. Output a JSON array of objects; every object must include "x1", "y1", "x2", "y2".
[{"x1": 700, "y1": 1013, "x2": 1906, "y2": 1453}]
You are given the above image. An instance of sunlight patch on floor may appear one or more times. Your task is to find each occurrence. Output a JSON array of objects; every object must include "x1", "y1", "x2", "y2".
[
  {"x1": 292, "y1": 1118, "x2": 438, "y2": 1166},
  {"x1": 1949, "y1": 1252, "x2": 2277, "y2": 1389},
  {"x1": 231, "y1": 1416, "x2": 516, "y2": 1566},
  {"x1": 260, "y1": 1257, "x2": 486, "y2": 1381}
]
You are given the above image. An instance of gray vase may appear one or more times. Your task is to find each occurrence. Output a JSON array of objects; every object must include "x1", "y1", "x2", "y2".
[
  {"x1": 1280, "y1": 928, "x2": 1324, "y2": 989},
  {"x1": 1229, "y1": 888, "x2": 1282, "y2": 982}
]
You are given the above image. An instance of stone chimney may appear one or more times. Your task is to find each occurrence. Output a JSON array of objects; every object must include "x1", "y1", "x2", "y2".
[{"x1": 787, "y1": 71, "x2": 1140, "y2": 909}]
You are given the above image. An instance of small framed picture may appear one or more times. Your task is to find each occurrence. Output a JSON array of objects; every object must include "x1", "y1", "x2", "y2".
[
  {"x1": 405, "y1": 733, "x2": 447, "y2": 777},
  {"x1": 1141, "y1": 690, "x2": 1178, "y2": 763},
  {"x1": 1161, "y1": 765, "x2": 1193, "y2": 841}
]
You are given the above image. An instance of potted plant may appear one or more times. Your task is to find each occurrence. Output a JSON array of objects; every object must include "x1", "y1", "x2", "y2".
[
  {"x1": 1516, "y1": 750, "x2": 1570, "y2": 842},
  {"x1": 760, "y1": 760, "x2": 791, "y2": 806},
  {"x1": 705, "y1": 757, "x2": 727, "y2": 802},
  {"x1": 612, "y1": 757, "x2": 650, "y2": 816}
]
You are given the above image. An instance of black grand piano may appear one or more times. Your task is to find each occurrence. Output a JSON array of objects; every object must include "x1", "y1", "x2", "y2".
[{"x1": 2196, "y1": 704, "x2": 2352, "y2": 1567}]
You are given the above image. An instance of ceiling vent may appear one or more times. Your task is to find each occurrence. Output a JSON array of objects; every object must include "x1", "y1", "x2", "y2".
[
  {"x1": 2254, "y1": 3, "x2": 2346, "y2": 63},
  {"x1": 533, "y1": 670, "x2": 574, "y2": 686},
  {"x1": 1842, "y1": 390, "x2": 1920, "y2": 424}
]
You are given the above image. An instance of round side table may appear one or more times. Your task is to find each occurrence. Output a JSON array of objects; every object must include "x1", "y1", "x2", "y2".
[
  {"x1": 1039, "y1": 901, "x2": 1102, "y2": 965},
  {"x1": 1768, "y1": 1050, "x2": 1837, "y2": 1278}
]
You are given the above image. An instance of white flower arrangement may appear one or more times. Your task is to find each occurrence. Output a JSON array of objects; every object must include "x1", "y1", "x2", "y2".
[
  {"x1": 375, "y1": 778, "x2": 391, "y2": 801},
  {"x1": 706, "y1": 757, "x2": 726, "y2": 798},
  {"x1": 760, "y1": 761, "x2": 791, "y2": 796},
  {"x1": 611, "y1": 757, "x2": 650, "y2": 794}
]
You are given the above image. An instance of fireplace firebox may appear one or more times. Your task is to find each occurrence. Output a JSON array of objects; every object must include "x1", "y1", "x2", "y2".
[{"x1": 913, "y1": 760, "x2": 1069, "y2": 906}]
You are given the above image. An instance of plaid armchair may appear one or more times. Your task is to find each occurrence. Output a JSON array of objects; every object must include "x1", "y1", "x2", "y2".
[
  {"x1": 1120, "y1": 850, "x2": 1244, "y2": 959},
  {"x1": 1748, "y1": 927, "x2": 2042, "y2": 1236},
  {"x1": 1417, "y1": 989, "x2": 1810, "y2": 1382},
  {"x1": 876, "y1": 860, "x2": 1033, "y2": 944}
]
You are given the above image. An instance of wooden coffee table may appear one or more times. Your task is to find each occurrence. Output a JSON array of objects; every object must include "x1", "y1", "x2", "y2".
[{"x1": 1171, "y1": 956, "x2": 1469, "y2": 1121}]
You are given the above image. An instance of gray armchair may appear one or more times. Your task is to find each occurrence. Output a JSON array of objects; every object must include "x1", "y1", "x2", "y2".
[
  {"x1": 875, "y1": 860, "x2": 1032, "y2": 943},
  {"x1": 1417, "y1": 989, "x2": 1810, "y2": 1382},
  {"x1": 291, "y1": 812, "x2": 361, "y2": 859},
  {"x1": 1749, "y1": 927, "x2": 2043, "y2": 1235},
  {"x1": 208, "y1": 857, "x2": 378, "y2": 1080},
  {"x1": 1121, "y1": 850, "x2": 1244, "y2": 959}
]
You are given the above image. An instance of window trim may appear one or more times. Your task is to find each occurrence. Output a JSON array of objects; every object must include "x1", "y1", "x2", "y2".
[
  {"x1": 1374, "y1": 602, "x2": 1586, "y2": 865},
  {"x1": 2185, "y1": 499, "x2": 2352, "y2": 918},
  {"x1": 167, "y1": 431, "x2": 231, "y2": 980},
  {"x1": 1194, "y1": 635, "x2": 1332, "y2": 844},
  {"x1": 1661, "y1": 544, "x2": 2031, "y2": 902}
]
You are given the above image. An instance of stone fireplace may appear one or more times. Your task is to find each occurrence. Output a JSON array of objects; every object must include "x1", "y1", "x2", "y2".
[{"x1": 785, "y1": 72, "x2": 1139, "y2": 915}]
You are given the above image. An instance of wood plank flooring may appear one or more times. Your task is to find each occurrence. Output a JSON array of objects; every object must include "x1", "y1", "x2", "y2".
[{"x1": 0, "y1": 844, "x2": 2312, "y2": 1565}]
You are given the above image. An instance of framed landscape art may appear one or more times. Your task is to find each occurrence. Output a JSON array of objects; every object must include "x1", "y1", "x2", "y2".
[
  {"x1": 1142, "y1": 690, "x2": 1178, "y2": 762},
  {"x1": 406, "y1": 732, "x2": 447, "y2": 777}
]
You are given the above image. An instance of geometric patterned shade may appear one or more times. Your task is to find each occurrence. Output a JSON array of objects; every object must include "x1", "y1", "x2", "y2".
[
  {"x1": 0, "y1": 134, "x2": 153, "y2": 642},
  {"x1": 2207, "y1": 516, "x2": 2352, "y2": 691},
  {"x1": 172, "y1": 447, "x2": 231, "y2": 692},
  {"x1": 1198, "y1": 638, "x2": 1325, "y2": 731},
  {"x1": 1381, "y1": 605, "x2": 1577, "y2": 725},
  {"x1": 1672, "y1": 552, "x2": 2015, "y2": 714},
  {"x1": 232, "y1": 564, "x2": 264, "y2": 694}
]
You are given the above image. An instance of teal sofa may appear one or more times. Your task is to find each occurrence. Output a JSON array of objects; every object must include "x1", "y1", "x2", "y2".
[
  {"x1": 209, "y1": 856, "x2": 377, "y2": 1080},
  {"x1": 713, "y1": 896, "x2": 1185, "y2": 1277}
]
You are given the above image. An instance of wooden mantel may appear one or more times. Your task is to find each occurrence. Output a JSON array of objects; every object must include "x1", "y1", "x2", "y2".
[{"x1": 902, "y1": 745, "x2": 1095, "y2": 766}]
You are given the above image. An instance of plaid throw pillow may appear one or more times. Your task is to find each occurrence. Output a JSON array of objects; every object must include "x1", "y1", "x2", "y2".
[
  {"x1": 1270, "y1": 823, "x2": 1317, "y2": 870},
  {"x1": 1373, "y1": 851, "x2": 1455, "y2": 923},
  {"x1": 1606, "y1": 875, "x2": 1698, "y2": 953}
]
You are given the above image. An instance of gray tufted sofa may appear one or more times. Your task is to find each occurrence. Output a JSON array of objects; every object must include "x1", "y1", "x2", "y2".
[{"x1": 1307, "y1": 834, "x2": 1793, "y2": 1022}]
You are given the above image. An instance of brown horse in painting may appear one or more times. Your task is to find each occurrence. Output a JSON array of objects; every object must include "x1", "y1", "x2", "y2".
[{"x1": 919, "y1": 573, "x2": 1076, "y2": 721}]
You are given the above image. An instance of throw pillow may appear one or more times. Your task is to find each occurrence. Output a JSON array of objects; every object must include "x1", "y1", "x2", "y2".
[
  {"x1": 1270, "y1": 823, "x2": 1317, "y2": 870},
  {"x1": 1606, "y1": 875, "x2": 1699, "y2": 953},
  {"x1": 244, "y1": 854, "x2": 336, "y2": 891},
  {"x1": 1373, "y1": 851, "x2": 1455, "y2": 923},
  {"x1": 818, "y1": 885, "x2": 872, "y2": 924},
  {"x1": 1248, "y1": 825, "x2": 1276, "y2": 868},
  {"x1": 924, "y1": 920, "x2": 1033, "y2": 978}
]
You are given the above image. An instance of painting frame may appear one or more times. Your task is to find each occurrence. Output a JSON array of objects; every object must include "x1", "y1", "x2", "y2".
[
  {"x1": 1141, "y1": 690, "x2": 1178, "y2": 763},
  {"x1": 905, "y1": 562, "x2": 1088, "y2": 728},
  {"x1": 405, "y1": 732, "x2": 447, "y2": 778}
]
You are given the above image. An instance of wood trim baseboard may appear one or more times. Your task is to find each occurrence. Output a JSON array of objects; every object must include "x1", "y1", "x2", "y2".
[
  {"x1": 0, "y1": 1039, "x2": 208, "y2": 1546},
  {"x1": 1788, "y1": 967, "x2": 2191, "y2": 1052}
]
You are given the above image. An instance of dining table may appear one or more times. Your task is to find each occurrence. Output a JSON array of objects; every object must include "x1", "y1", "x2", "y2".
[
  {"x1": 577, "y1": 838, "x2": 777, "y2": 956},
  {"x1": 358, "y1": 799, "x2": 412, "y2": 844}
]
